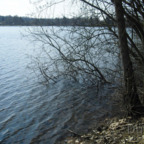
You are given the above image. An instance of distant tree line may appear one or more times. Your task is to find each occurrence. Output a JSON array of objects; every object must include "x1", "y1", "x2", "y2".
[{"x1": 0, "y1": 15, "x2": 114, "y2": 26}]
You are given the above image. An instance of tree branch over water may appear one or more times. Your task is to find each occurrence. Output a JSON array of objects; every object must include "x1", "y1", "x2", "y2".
[{"x1": 29, "y1": 0, "x2": 144, "y2": 117}]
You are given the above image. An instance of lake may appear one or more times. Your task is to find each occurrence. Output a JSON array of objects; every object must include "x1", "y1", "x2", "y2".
[{"x1": 0, "y1": 26, "x2": 116, "y2": 144}]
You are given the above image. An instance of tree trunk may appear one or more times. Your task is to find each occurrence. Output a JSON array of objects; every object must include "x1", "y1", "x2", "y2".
[{"x1": 114, "y1": 0, "x2": 143, "y2": 116}]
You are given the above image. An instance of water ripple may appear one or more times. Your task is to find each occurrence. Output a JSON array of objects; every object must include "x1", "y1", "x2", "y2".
[{"x1": 0, "y1": 27, "x2": 115, "y2": 144}]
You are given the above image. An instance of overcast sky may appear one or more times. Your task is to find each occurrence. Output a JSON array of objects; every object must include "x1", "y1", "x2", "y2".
[
  {"x1": 0, "y1": 0, "x2": 34, "y2": 17},
  {"x1": 0, "y1": 0, "x2": 79, "y2": 18}
]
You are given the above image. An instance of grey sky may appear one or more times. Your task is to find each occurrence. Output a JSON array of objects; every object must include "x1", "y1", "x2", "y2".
[
  {"x1": 0, "y1": 0, "x2": 80, "y2": 18},
  {"x1": 0, "y1": 0, "x2": 34, "y2": 17}
]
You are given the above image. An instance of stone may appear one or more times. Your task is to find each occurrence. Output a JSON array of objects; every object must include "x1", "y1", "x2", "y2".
[{"x1": 75, "y1": 139, "x2": 79, "y2": 143}]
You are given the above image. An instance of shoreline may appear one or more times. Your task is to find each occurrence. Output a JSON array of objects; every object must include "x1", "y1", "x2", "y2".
[
  {"x1": 58, "y1": 116, "x2": 144, "y2": 144},
  {"x1": 57, "y1": 87, "x2": 144, "y2": 144}
]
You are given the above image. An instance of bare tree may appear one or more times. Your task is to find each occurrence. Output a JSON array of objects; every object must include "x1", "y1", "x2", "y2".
[
  {"x1": 29, "y1": 0, "x2": 144, "y2": 116},
  {"x1": 29, "y1": 25, "x2": 120, "y2": 85},
  {"x1": 113, "y1": 0, "x2": 144, "y2": 116}
]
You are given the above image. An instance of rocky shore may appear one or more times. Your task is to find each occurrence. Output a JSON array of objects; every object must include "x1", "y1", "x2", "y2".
[{"x1": 59, "y1": 117, "x2": 144, "y2": 144}]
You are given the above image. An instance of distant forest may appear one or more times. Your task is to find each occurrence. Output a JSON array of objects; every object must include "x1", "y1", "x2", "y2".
[{"x1": 0, "y1": 15, "x2": 114, "y2": 26}]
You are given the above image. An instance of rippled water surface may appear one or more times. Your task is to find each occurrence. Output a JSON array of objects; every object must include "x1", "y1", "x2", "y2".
[{"x1": 0, "y1": 26, "x2": 115, "y2": 144}]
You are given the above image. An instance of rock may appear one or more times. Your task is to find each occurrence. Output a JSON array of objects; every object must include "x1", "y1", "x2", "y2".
[
  {"x1": 67, "y1": 139, "x2": 74, "y2": 143},
  {"x1": 80, "y1": 142, "x2": 85, "y2": 144},
  {"x1": 75, "y1": 139, "x2": 79, "y2": 143}
]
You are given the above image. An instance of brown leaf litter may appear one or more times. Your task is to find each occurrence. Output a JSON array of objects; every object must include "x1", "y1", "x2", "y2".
[{"x1": 59, "y1": 117, "x2": 144, "y2": 144}]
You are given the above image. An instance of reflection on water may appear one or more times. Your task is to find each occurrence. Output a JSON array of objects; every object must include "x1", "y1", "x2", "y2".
[{"x1": 0, "y1": 26, "x2": 115, "y2": 144}]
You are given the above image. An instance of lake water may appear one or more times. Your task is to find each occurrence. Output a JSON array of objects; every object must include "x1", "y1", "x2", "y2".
[{"x1": 0, "y1": 26, "x2": 116, "y2": 144}]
